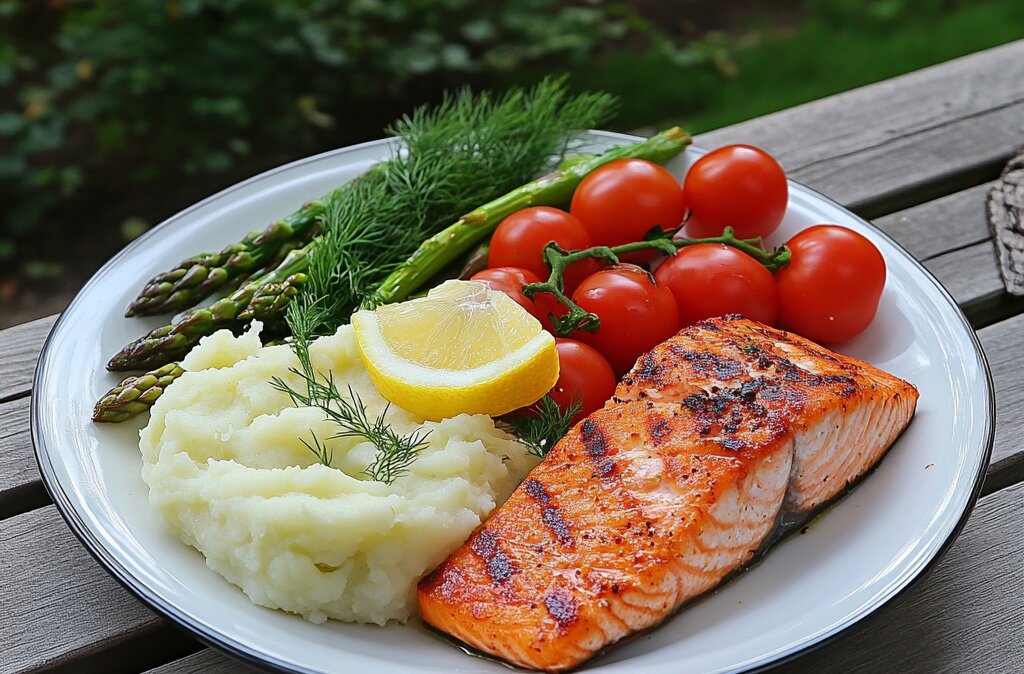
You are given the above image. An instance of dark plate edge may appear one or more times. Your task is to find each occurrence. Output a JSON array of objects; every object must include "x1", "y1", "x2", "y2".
[{"x1": 29, "y1": 131, "x2": 996, "y2": 674}]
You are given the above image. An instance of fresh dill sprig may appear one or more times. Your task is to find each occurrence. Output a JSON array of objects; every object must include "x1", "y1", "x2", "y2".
[
  {"x1": 297, "y1": 430, "x2": 334, "y2": 468},
  {"x1": 505, "y1": 395, "x2": 582, "y2": 459},
  {"x1": 270, "y1": 319, "x2": 431, "y2": 483},
  {"x1": 288, "y1": 76, "x2": 618, "y2": 340}
]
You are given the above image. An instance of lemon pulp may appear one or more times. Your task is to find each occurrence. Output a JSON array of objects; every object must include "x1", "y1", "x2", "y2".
[{"x1": 351, "y1": 280, "x2": 559, "y2": 421}]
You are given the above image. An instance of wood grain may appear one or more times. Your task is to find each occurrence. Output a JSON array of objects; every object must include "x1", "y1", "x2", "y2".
[
  {"x1": 924, "y1": 241, "x2": 1005, "y2": 315},
  {"x1": 697, "y1": 40, "x2": 1024, "y2": 215},
  {"x1": 0, "y1": 315, "x2": 55, "y2": 403},
  {"x1": 987, "y1": 150, "x2": 1024, "y2": 295},
  {"x1": 867, "y1": 180, "x2": 1017, "y2": 326},
  {"x1": 978, "y1": 312, "x2": 1024, "y2": 495},
  {"x1": 144, "y1": 650, "x2": 258, "y2": 674},
  {"x1": 0, "y1": 397, "x2": 47, "y2": 519},
  {"x1": 873, "y1": 182, "x2": 992, "y2": 260},
  {"x1": 0, "y1": 506, "x2": 174, "y2": 674}
]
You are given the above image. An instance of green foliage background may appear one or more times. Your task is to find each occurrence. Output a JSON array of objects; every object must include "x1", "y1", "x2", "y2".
[
  {"x1": 0, "y1": 0, "x2": 703, "y2": 262},
  {"x1": 1, "y1": 0, "x2": 1023, "y2": 280}
]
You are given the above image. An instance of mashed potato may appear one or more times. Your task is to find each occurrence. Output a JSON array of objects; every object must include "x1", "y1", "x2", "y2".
[{"x1": 140, "y1": 323, "x2": 538, "y2": 625}]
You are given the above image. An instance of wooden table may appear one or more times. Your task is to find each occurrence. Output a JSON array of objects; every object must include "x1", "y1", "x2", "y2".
[{"x1": 4, "y1": 40, "x2": 1024, "y2": 674}]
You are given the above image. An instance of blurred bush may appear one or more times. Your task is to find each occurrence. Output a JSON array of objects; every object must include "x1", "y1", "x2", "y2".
[{"x1": 0, "y1": 0, "x2": 711, "y2": 261}]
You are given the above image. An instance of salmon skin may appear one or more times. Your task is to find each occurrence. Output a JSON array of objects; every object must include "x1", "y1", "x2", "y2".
[{"x1": 418, "y1": 316, "x2": 918, "y2": 671}]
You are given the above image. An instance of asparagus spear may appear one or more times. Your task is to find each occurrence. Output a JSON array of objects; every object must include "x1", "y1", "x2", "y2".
[
  {"x1": 125, "y1": 203, "x2": 322, "y2": 317},
  {"x1": 108, "y1": 128, "x2": 689, "y2": 372},
  {"x1": 108, "y1": 242, "x2": 314, "y2": 371},
  {"x1": 92, "y1": 363, "x2": 185, "y2": 422},
  {"x1": 94, "y1": 336, "x2": 294, "y2": 423},
  {"x1": 364, "y1": 127, "x2": 691, "y2": 308},
  {"x1": 238, "y1": 272, "x2": 306, "y2": 322}
]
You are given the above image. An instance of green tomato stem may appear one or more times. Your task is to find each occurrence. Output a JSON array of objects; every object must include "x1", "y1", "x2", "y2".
[{"x1": 522, "y1": 227, "x2": 791, "y2": 337}]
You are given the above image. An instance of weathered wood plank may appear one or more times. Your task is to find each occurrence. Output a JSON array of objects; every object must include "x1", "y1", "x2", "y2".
[
  {"x1": 924, "y1": 240, "x2": 1007, "y2": 319},
  {"x1": 144, "y1": 650, "x2": 258, "y2": 674},
  {"x1": 873, "y1": 182, "x2": 992, "y2": 261},
  {"x1": 698, "y1": 40, "x2": 1024, "y2": 215},
  {"x1": 141, "y1": 482, "x2": 1024, "y2": 674},
  {"x1": 0, "y1": 315, "x2": 55, "y2": 403},
  {"x1": 783, "y1": 481, "x2": 1024, "y2": 673},
  {"x1": 978, "y1": 312, "x2": 1024, "y2": 495},
  {"x1": 0, "y1": 398, "x2": 47, "y2": 519},
  {"x1": 0, "y1": 505, "x2": 197, "y2": 674}
]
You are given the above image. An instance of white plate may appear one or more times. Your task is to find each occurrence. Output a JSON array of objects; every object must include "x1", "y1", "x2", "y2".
[{"x1": 33, "y1": 131, "x2": 993, "y2": 673}]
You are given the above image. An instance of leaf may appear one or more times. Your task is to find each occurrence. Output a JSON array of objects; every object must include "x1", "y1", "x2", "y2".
[
  {"x1": 461, "y1": 19, "x2": 495, "y2": 43},
  {"x1": 440, "y1": 43, "x2": 471, "y2": 70},
  {"x1": 0, "y1": 154, "x2": 27, "y2": 178}
]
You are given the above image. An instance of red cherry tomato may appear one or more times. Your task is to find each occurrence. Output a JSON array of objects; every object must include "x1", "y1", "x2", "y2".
[
  {"x1": 775, "y1": 225, "x2": 886, "y2": 343},
  {"x1": 654, "y1": 244, "x2": 778, "y2": 327},
  {"x1": 684, "y1": 145, "x2": 788, "y2": 240},
  {"x1": 471, "y1": 267, "x2": 568, "y2": 334},
  {"x1": 531, "y1": 291, "x2": 569, "y2": 334},
  {"x1": 571, "y1": 264, "x2": 680, "y2": 375},
  {"x1": 488, "y1": 207, "x2": 600, "y2": 294},
  {"x1": 470, "y1": 267, "x2": 543, "y2": 320},
  {"x1": 571, "y1": 158, "x2": 686, "y2": 253},
  {"x1": 549, "y1": 339, "x2": 617, "y2": 421}
]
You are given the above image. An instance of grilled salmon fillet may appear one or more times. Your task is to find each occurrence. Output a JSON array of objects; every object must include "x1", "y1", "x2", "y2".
[{"x1": 418, "y1": 316, "x2": 918, "y2": 671}]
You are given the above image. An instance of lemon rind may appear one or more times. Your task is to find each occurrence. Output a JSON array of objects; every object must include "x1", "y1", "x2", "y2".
[{"x1": 352, "y1": 310, "x2": 556, "y2": 388}]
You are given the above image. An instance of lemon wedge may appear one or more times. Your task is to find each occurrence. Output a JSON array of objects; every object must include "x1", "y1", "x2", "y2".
[{"x1": 351, "y1": 280, "x2": 558, "y2": 421}]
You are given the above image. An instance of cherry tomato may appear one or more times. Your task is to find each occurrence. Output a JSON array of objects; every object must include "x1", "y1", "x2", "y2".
[
  {"x1": 488, "y1": 207, "x2": 600, "y2": 294},
  {"x1": 470, "y1": 267, "x2": 543, "y2": 320},
  {"x1": 775, "y1": 225, "x2": 886, "y2": 343},
  {"x1": 684, "y1": 145, "x2": 788, "y2": 240},
  {"x1": 571, "y1": 264, "x2": 680, "y2": 375},
  {"x1": 571, "y1": 158, "x2": 686, "y2": 252},
  {"x1": 471, "y1": 267, "x2": 567, "y2": 333},
  {"x1": 654, "y1": 244, "x2": 778, "y2": 327},
  {"x1": 549, "y1": 339, "x2": 617, "y2": 421},
  {"x1": 531, "y1": 291, "x2": 569, "y2": 334}
]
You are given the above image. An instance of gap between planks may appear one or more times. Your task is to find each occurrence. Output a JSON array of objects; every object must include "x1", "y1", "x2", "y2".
[{"x1": 0, "y1": 315, "x2": 56, "y2": 404}]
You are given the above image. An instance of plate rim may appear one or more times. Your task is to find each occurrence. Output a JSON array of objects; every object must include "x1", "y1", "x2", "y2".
[{"x1": 31, "y1": 130, "x2": 995, "y2": 674}]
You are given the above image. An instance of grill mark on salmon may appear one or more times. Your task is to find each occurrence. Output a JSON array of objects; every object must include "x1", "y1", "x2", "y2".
[
  {"x1": 471, "y1": 531, "x2": 516, "y2": 584},
  {"x1": 544, "y1": 588, "x2": 579, "y2": 628},
  {"x1": 581, "y1": 417, "x2": 617, "y2": 479},
  {"x1": 647, "y1": 417, "x2": 671, "y2": 444},
  {"x1": 581, "y1": 418, "x2": 608, "y2": 456},
  {"x1": 419, "y1": 316, "x2": 918, "y2": 672},
  {"x1": 524, "y1": 478, "x2": 575, "y2": 547}
]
